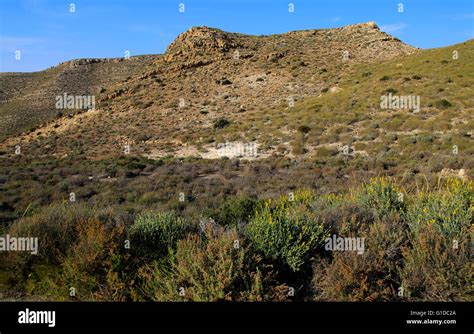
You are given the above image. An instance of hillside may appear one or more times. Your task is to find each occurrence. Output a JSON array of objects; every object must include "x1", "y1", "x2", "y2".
[
  {"x1": 0, "y1": 55, "x2": 159, "y2": 141},
  {"x1": 0, "y1": 22, "x2": 472, "y2": 303},
  {"x1": 0, "y1": 22, "x2": 418, "y2": 157}
]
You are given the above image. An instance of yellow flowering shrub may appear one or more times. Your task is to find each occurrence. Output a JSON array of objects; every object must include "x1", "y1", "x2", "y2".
[
  {"x1": 357, "y1": 177, "x2": 405, "y2": 218},
  {"x1": 405, "y1": 179, "x2": 473, "y2": 239}
]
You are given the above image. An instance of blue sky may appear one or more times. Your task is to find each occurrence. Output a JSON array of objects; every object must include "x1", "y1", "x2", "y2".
[{"x1": 1, "y1": 0, "x2": 473, "y2": 72}]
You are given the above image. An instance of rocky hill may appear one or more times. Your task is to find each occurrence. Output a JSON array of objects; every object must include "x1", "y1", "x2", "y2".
[
  {"x1": 1, "y1": 22, "x2": 472, "y2": 304},
  {"x1": 0, "y1": 55, "x2": 158, "y2": 141},
  {"x1": 0, "y1": 22, "x2": 419, "y2": 158}
]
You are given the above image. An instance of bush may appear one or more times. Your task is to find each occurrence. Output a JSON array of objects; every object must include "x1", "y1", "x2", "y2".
[
  {"x1": 8, "y1": 203, "x2": 97, "y2": 263},
  {"x1": 205, "y1": 196, "x2": 259, "y2": 228},
  {"x1": 313, "y1": 217, "x2": 407, "y2": 301},
  {"x1": 246, "y1": 193, "x2": 328, "y2": 272},
  {"x1": 20, "y1": 219, "x2": 130, "y2": 301},
  {"x1": 217, "y1": 78, "x2": 232, "y2": 85},
  {"x1": 404, "y1": 179, "x2": 472, "y2": 240},
  {"x1": 129, "y1": 211, "x2": 188, "y2": 259},
  {"x1": 138, "y1": 226, "x2": 286, "y2": 301},
  {"x1": 383, "y1": 88, "x2": 398, "y2": 94},
  {"x1": 400, "y1": 224, "x2": 471, "y2": 301},
  {"x1": 434, "y1": 99, "x2": 452, "y2": 109},
  {"x1": 60, "y1": 219, "x2": 129, "y2": 301},
  {"x1": 291, "y1": 139, "x2": 307, "y2": 155},
  {"x1": 213, "y1": 118, "x2": 231, "y2": 129},
  {"x1": 357, "y1": 177, "x2": 405, "y2": 218},
  {"x1": 297, "y1": 125, "x2": 311, "y2": 134},
  {"x1": 313, "y1": 196, "x2": 373, "y2": 236},
  {"x1": 399, "y1": 179, "x2": 472, "y2": 301}
]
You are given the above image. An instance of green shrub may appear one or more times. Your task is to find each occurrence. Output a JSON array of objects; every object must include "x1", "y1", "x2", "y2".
[
  {"x1": 434, "y1": 99, "x2": 452, "y2": 109},
  {"x1": 404, "y1": 179, "x2": 472, "y2": 239},
  {"x1": 297, "y1": 125, "x2": 311, "y2": 134},
  {"x1": 129, "y1": 211, "x2": 188, "y2": 258},
  {"x1": 399, "y1": 179, "x2": 472, "y2": 301},
  {"x1": 383, "y1": 88, "x2": 398, "y2": 94},
  {"x1": 213, "y1": 118, "x2": 231, "y2": 129},
  {"x1": 205, "y1": 196, "x2": 259, "y2": 228},
  {"x1": 8, "y1": 203, "x2": 95, "y2": 263},
  {"x1": 246, "y1": 194, "x2": 328, "y2": 272},
  {"x1": 357, "y1": 178, "x2": 405, "y2": 218},
  {"x1": 138, "y1": 226, "x2": 285, "y2": 301},
  {"x1": 217, "y1": 78, "x2": 232, "y2": 85}
]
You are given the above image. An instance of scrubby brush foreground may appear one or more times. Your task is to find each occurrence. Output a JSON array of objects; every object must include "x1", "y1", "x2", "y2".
[{"x1": 0, "y1": 178, "x2": 471, "y2": 302}]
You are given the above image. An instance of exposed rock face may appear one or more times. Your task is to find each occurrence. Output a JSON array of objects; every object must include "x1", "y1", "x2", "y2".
[
  {"x1": 166, "y1": 26, "x2": 243, "y2": 57},
  {"x1": 440, "y1": 168, "x2": 468, "y2": 181},
  {"x1": 59, "y1": 58, "x2": 123, "y2": 69},
  {"x1": 344, "y1": 21, "x2": 379, "y2": 30}
]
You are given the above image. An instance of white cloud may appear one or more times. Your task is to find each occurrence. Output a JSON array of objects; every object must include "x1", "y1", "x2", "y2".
[
  {"x1": 0, "y1": 36, "x2": 45, "y2": 52},
  {"x1": 379, "y1": 23, "x2": 408, "y2": 33}
]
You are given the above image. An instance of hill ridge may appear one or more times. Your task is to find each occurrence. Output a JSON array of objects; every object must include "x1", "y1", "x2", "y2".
[{"x1": 0, "y1": 21, "x2": 422, "y2": 156}]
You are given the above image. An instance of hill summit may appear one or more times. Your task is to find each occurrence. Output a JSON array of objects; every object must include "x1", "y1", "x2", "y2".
[
  {"x1": 0, "y1": 22, "x2": 426, "y2": 159},
  {"x1": 166, "y1": 26, "x2": 243, "y2": 56}
]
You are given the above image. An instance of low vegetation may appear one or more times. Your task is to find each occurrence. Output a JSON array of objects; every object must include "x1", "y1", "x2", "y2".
[
  {"x1": 0, "y1": 24, "x2": 472, "y2": 303},
  {"x1": 1, "y1": 177, "x2": 471, "y2": 301}
]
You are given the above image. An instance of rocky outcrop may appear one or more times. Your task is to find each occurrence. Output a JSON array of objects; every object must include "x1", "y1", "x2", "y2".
[{"x1": 166, "y1": 26, "x2": 244, "y2": 57}]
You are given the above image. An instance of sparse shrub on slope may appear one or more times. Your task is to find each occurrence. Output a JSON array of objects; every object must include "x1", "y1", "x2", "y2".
[
  {"x1": 246, "y1": 191, "x2": 328, "y2": 272},
  {"x1": 213, "y1": 118, "x2": 230, "y2": 129},
  {"x1": 434, "y1": 99, "x2": 452, "y2": 109}
]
